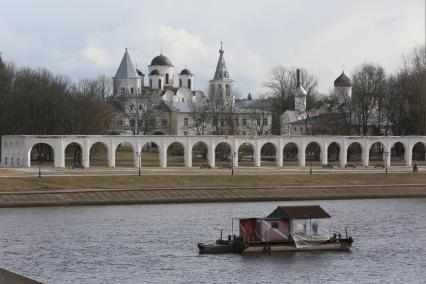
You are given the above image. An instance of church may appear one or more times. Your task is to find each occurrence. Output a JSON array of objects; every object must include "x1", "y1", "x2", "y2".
[{"x1": 110, "y1": 45, "x2": 273, "y2": 136}]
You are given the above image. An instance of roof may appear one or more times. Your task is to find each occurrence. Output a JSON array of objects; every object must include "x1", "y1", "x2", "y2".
[
  {"x1": 295, "y1": 85, "x2": 307, "y2": 97},
  {"x1": 267, "y1": 206, "x2": 331, "y2": 219},
  {"x1": 115, "y1": 49, "x2": 139, "y2": 79},
  {"x1": 290, "y1": 112, "x2": 346, "y2": 125},
  {"x1": 136, "y1": 68, "x2": 144, "y2": 76},
  {"x1": 180, "y1": 68, "x2": 193, "y2": 75},
  {"x1": 334, "y1": 71, "x2": 352, "y2": 87},
  {"x1": 151, "y1": 54, "x2": 173, "y2": 66}
]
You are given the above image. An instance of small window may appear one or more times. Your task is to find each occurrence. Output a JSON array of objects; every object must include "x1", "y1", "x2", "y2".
[
  {"x1": 166, "y1": 73, "x2": 169, "y2": 84},
  {"x1": 158, "y1": 79, "x2": 162, "y2": 89},
  {"x1": 139, "y1": 105, "x2": 142, "y2": 110},
  {"x1": 271, "y1": 222, "x2": 279, "y2": 229},
  {"x1": 264, "y1": 119, "x2": 268, "y2": 126},
  {"x1": 242, "y1": 119, "x2": 247, "y2": 126},
  {"x1": 149, "y1": 79, "x2": 152, "y2": 89},
  {"x1": 220, "y1": 120, "x2": 224, "y2": 127},
  {"x1": 182, "y1": 98, "x2": 185, "y2": 103},
  {"x1": 162, "y1": 119, "x2": 168, "y2": 125},
  {"x1": 120, "y1": 87, "x2": 125, "y2": 94},
  {"x1": 235, "y1": 118, "x2": 239, "y2": 126},
  {"x1": 131, "y1": 87, "x2": 134, "y2": 94},
  {"x1": 257, "y1": 119, "x2": 261, "y2": 126},
  {"x1": 242, "y1": 132, "x2": 246, "y2": 135},
  {"x1": 138, "y1": 119, "x2": 143, "y2": 126},
  {"x1": 188, "y1": 79, "x2": 192, "y2": 89},
  {"x1": 130, "y1": 104, "x2": 134, "y2": 111},
  {"x1": 294, "y1": 127, "x2": 297, "y2": 131},
  {"x1": 179, "y1": 79, "x2": 182, "y2": 87},
  {"x1": 184, "y1": 132, "x2": 188, "y2": 136},
  {"x1": 130, "y1": 119, "x2": 135, "y2": 127},
  {"x1": 184, "y1": 118, "x2": 188, "y2": 126}
]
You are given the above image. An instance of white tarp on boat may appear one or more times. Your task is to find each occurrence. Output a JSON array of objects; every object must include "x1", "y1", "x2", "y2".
[{"x1": 291, "y1": 219, "x2": 330, "y2": 248}]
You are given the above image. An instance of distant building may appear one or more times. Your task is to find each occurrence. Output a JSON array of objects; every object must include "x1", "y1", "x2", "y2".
[{"x1": 110, "y1": 45, "x2": 272, "y2": 136}]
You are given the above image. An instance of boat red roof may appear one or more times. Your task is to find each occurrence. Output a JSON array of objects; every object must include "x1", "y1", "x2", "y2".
[{"x1": 267, "y1": 206, "x2": 331, "y2": 219}]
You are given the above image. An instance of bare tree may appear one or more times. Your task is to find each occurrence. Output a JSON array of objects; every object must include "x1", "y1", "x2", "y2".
[
  {"x1": 351, "y1": 63, "x2": 387, "y2": 135},
  {"x1": 263, "y1": 66, "x2": 319, "y2": 133},
  {"x1": 122, "y1": 91, "x2": 160, "y2": 135},
  {"x1": 245, "y1": 95, "x2": 273, "y2": 135}
]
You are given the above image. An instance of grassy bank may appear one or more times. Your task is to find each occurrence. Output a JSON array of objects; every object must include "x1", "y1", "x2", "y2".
[{"x1": 0, "y1": 172, "x2": 426, "y2": 191}]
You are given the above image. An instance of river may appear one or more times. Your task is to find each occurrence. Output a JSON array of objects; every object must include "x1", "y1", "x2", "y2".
[{"x1": 0, "y1": 198, "x2": 425, "y2": 283}]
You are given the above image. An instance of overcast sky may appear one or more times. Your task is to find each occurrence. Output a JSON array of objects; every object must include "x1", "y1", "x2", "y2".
[{"x1": 0, "y1": 0, "x2": 424, "y2": 96}]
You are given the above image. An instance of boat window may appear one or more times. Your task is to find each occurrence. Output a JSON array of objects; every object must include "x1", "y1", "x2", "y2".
[{"x1": 272, "y1": 222, "x2": 279, "y2": 229}]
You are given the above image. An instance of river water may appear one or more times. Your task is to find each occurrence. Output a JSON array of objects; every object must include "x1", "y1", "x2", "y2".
[{"x1": 0, "y1": 199, "x2": 425, "y2": 283}]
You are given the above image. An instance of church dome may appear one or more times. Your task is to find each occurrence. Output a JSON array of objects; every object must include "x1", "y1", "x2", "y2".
[
  {"x1": 334, "y1": 71, "x2": 352, "y2": 87},
  {"x1": 180, "y1": 68, "x2": 193, "y2": 76},
  {"x1": 150, "y1": 69, "x2": 160, "y2": 76},
  {"x1": 151, "y1": 54, "x2": 173, "y2": 66}
]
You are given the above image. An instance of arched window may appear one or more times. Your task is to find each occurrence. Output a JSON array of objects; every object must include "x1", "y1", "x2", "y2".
[
  {"x1": 166, "y1": 74, "x2": 169, "y2": 84},
  {"x1": 179, "y1": 79, "x2": 182, "y2": 87},
  {"x1": 120, "y1": 87, "x2": 125, "y2": 94},
  {"x1": 182, "y1": 98, "x2": 185, "y2": 103},
  {"x1": 158, "y1": 79, "x2": 162, "y2": 89},
  {"x1": 149, "y1": 79, "x2": 152, "y2": 89},
  {"x1": 188, "y1": 79, "x2": 192, "y2": 89},
  {"x1": 225, "y1": 84, "x2": 231, "y2": 98},
  {"x1": 131, "y1": 87, "x2": 134, "y2": 94}
]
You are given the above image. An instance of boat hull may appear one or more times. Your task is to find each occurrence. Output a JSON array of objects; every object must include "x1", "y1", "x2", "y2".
[{"x1": 243, "y1": 241, "x2": 352, "y2": 253}]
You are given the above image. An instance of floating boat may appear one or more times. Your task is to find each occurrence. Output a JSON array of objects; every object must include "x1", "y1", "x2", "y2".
[{"x1": 198, "y1": 205, "x2": 353, "y2": 254}]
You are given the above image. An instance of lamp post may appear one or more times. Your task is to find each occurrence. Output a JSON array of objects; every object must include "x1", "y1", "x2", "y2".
[
  {"x1": 38, "y1": 152, "x2": 43, "y2": 178},
  {"x1": 308, "y1": 151, "x2": 314, "y2": 175},
  {"x1": 384, "y1": 151, "x2": 389, "y2": 175},
  {"x1": 231, "y1": 151, "x2": 236, "y2": 175},
  {"x1": 136, "y1": 151, "x2": 142, "y2": 176}
]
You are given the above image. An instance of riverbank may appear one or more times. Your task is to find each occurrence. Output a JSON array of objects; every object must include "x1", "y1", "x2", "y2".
[{"x1": 0, "y1": 172, "x2": 425, "y2": 207}]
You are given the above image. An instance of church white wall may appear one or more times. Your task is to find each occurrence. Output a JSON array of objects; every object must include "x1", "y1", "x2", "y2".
[
  {"x1": 148, "y1": 65, "x2": 174, "y2": 87},
  {"x1": 114, "y1": 78, "x2": 142, "y2": 95}
]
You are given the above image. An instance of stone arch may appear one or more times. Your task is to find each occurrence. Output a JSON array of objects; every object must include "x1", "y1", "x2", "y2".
[
  {"x1": 64, "y1": 142, "x2": 83, "y2": 168},
  {"x1": 283, "y1": 142, "x2": 299, "y2": 167},
  {"x1": 390, "y1": 142, "x2": 406, "y2": 166},
  {"x1": 141, "y1": 142, "x2": 160, "y2": 167},
  {"x1": 368, "y1": 141, "x2": 386, "y2": 167},
  {"x1": 412, "y1": 142, "x2": 426, "y2": 165},
  {"x1": 167, "y1": 142, "x2": 185, "y2": 167},
  {"x1": 115, "y1": 142, "x2": 135, "y2": 167},
  {"x1": 28, "y1": 143, "x2": 55, "y2": 167},
  {"x1": 89, "y1": 142, "x2": 109, "y2": 167},
  {"x1": 261, "y1": 142, "x2": 277, "y2": 167},
  {"x1": 346, "y1": 142, "x2": 363, "y2": 167},
  {"x1": 305, "y1": 141, "x2": 321, "y2": 167},
  {"x1": 192, "y1": 141, "x2": 209, "y2": 167},
  {"x1": 215, "y1": 142, "x2": 232, "y2": 168},
  {"x1": 238, "y1": 142, "x2": 255, "y2": 167},
  {"x1": 327, "y1": 142, "x2": 341, "y2": 165}
]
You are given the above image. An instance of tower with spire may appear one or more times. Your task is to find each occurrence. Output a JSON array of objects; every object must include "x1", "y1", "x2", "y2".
[
  {"x1": 294, "y1": 69, "x2": 307, "y2": 113},
  {"x1": 113, "y1": 49, "x2": 142, "y2": 95},
  {"x1": 209, "y1": 43, "x2": 235, "y2": 104}
]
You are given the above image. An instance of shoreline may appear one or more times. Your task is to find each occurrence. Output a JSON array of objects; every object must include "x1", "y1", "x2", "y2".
[
  {"x1": 0, "y1": 184, "x2": 425, "y2": 208},
  {"x1": 1, "y1": 170, "x2": 426, "y2": 208}
]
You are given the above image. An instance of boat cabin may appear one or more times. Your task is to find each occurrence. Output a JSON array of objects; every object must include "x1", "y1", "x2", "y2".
[{"x1": 239, "y1": 206, "x2": 331, "y2": 243}]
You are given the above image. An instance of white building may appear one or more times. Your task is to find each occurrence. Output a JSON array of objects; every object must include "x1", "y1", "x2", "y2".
[{"x1": 111, "y1": 45, "x2": 272, "y2": 136}]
